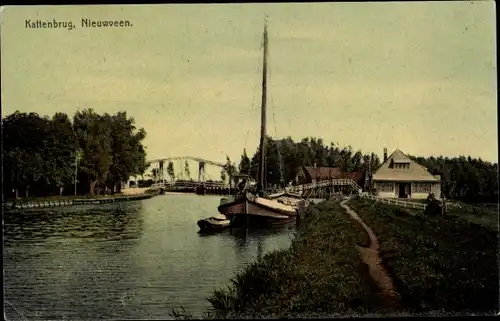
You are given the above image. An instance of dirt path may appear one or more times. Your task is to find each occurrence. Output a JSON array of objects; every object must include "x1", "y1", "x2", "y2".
[{"x1": 340, "y1": 199, "x2": 401, "y2": 307}]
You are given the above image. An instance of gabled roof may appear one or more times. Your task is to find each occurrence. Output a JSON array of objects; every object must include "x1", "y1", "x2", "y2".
[
  {"x1": 392, "y1": 152, "x2": 410, "y2": 163},
  {"x1": 303, "y1": 166, "x2": 342, "y2": 179},
  {"x1": 342, "y1": 171, "x2": 365, "y2": 185},
  {"x1": 373, "y1": 149, "x2": 440, "y2": 182}
]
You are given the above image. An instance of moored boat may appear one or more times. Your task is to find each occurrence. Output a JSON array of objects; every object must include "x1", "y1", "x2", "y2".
[
  {"x1": 216, "y1": 18, "x2": 307, "y2": 227},
  {"x1": 197, "y1": 214, "x2": 231, "y2": 232}
]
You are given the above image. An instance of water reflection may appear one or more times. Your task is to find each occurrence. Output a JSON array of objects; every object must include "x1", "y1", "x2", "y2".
[
  {"x1": 4, "y1": 202, "x2": 145, "y2": 246},
  {"x1": 4, "y1": 195, "x2": 295, "y2": 320},
  {"x1": 4, "y1": 202, "x2": 145, "y2": 320}
]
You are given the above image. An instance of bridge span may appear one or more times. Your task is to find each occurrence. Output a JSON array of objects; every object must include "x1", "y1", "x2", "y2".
[{"x1": 147, "y1": 156, "x2": 227, "y2": 185}]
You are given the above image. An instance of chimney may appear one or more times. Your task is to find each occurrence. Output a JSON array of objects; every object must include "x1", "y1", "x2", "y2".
[{"x1": 383, "y1": 148, "x2": 388, "y2": 162}]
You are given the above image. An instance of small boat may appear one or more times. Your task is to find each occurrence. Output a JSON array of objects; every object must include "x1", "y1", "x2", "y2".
[{"x1": 197, "y1": 214, "x2": 231, "y2": 232}]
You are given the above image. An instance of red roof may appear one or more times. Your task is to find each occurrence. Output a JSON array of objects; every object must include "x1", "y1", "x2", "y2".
[
  {"x1": 303, "y1": 166, "x2": 342, "y2": 179},
  {"x1": 341, "y1": 171, "x2": 365, "y2": 185},
  {"x1": 302, "y1": 166, "x2": 365, "y2": 185}
]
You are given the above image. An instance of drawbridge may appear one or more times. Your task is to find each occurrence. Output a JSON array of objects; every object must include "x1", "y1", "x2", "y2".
[{"x1": 147, "y1": 156, "x2": 227, "y2": 186}]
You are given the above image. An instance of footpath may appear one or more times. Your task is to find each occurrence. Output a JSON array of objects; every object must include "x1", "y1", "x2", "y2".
[{"x1": 340, "y1": 199, "x2": 401, "y2": 308}]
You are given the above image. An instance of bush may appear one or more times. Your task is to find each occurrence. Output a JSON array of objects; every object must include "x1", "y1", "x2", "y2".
[{"x1": 424, "y1": 199, "x2": 443, "y2": 216}]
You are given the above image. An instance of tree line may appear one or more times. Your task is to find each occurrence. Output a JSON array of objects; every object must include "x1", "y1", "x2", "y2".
[
  {"x1": 228, "y1": 136, "x2": 498, "y2": 204},
  {"x1": 3, "y1": 109, "x2": 148, "y2": 198},
  {"x1": 408, "y1": 155, "x2": 498, "y2": 203},
  {"x1": 220, "y1": 136, "x2": 381, "y2": 189},
  {"x1": 3, "y1": 110, "x2": 497, "y2": 204}
]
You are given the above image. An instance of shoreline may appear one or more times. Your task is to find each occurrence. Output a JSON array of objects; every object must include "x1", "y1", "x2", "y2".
[
  {"x1": 3, "y1": 190, "x2": 158, "y2": 210},
  {"x1": 198, "y1": 197, "x2": 497, "y2": 318},
  {"x1": 203, "y1": 199, "x2": 385, "y2": 319}
]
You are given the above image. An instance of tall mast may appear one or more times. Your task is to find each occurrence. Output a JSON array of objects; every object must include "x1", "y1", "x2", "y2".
[{"x1": 257, "y1": 17, "x2": 268, "y2": 195}]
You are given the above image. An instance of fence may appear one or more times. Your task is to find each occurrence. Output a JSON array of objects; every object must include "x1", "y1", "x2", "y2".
[{"x1": 361, "y1": 194, "x2": 427, "y2": 210}]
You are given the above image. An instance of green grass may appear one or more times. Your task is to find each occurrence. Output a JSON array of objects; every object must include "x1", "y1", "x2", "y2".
[
  {"x1": 445, "y1": 202, "x2": 498, "y2": 231},
  {"x1": 348, "y1": 197, "x2": 498, "y2": 315},
  {"x1": 204, "y1": 200, "x2": 398, "y2": 319},
  {"x1": 386, "y1": 198, "x2": 428, "y2": 203}
]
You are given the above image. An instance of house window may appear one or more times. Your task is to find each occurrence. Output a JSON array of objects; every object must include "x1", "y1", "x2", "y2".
[
  {"x1": 413, "y1": 183, "x2": 431, "y2": 193},
  {"x1": 394, "y1": 162, "x2": 410, "y2": 169},
  {"x1": 376, "y1": 182, "x2": 394, "y2": 192}
]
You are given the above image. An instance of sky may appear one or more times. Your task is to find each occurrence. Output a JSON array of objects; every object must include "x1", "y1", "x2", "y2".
[{"x1": 1, "y1": 2, "x2": 497, "y2": 179}]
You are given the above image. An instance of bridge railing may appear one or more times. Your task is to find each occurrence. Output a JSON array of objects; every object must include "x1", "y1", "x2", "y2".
[
  {"x1": 150, "y1": 181, "x2": 231, "y2": 189},
  {"x1": 150, "y1": 182, "x2": 174, "y2": 188},
  {"x1": 287, "y1": 178, "x2": 363, "y2": 195},
  {"x1": 361, "y1": 194, "x2": 426, "y2": 210},
  {"x1": 282, "y1": 179, "x2": 427, "y2": 210}
]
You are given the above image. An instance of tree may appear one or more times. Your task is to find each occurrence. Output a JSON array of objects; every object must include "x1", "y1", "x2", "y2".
[
  {"x1": 158, "y1": 160, "x2": 165, "y2": 183},
  {"x1": 2, "y1": 112, "x2": 51, "y2": 197},
  {"x1": 338, "y1": 146, "x2": 354, "y2": 172},
  {"x1": 248, "y1": 135, "x2": 280, "y2": 186},
  {"x1": 351, "y1": 150, "x2": 363, "y2": 172},
  {"x1": 152, "y1": 168, "x2": 159, "y2": 182},
  {"x1": 4, "y1": 107, "x2": 498, "y2": 203},
  {"x1": 184, "y1": 160, "x2": 191, "y2": 179},
  {"x1": 49, "y1": 112, "x2": 77, "y2": 195},
  {"x1": 223, "y1": 156, "x2": 238, "y2": 187},
  {"x1": 104, "y1": 111, "x2": 148, "y2": 194},
  {"x1": 2, "y1": 109, "x2": 149, "y2": 198},
  {"x1": 279, "y1": 137, "x2": 302, "y2": 185},
  {"x1": 238, "y1": 149, "x2": 251, "y2": 175},
  {"x1": 73, "y1": 108, "x2": 113, "y2": 195},
  {"x1": 167, "y1": 162, "x2": 175, "y2": 182}
]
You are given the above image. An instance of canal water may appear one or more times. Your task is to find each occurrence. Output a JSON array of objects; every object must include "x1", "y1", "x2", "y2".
[{"x1": 3, "y1": 194, "x2": 296, "y2": 320}]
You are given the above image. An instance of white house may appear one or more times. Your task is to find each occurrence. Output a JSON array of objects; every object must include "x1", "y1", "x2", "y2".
[{"x1": 373, "y1": 149, "x2": 441, "y2": 199}]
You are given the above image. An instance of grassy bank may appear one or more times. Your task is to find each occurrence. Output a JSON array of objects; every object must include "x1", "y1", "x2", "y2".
[
  {"x1": 445, "y1": 201, "x2": 498, "y2": 231},
  {"x1": 204, "y1": 200, "x2": 399, "y2": 319},
  {"x1": 348, "y1": 197, "x2": 498, "y2": 315}
]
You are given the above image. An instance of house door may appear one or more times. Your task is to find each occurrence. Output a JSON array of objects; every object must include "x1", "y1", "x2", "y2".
[{"x1": 398, "y1": 183, "x2": 407, "y2": 198}]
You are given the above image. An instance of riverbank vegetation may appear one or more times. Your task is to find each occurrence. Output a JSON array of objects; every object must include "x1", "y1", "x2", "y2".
[
  {"x1": 204, "y1": 200, "x2": 398, "y2": 318},
  {"x1": 445, "y1": 201, "x2": 498, "y2": 231},
  {"x1": 347, "y1": 197, "x2": 498, "y2": 315},
  {"x1": 3, "y1": 110, "x2": 148, "y2": 199},
  {"x1": 200, "y1": 197, "x2": 498, "y2": 318}
]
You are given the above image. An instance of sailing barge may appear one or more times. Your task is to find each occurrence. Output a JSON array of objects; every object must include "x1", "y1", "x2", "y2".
[{"x1": 217, "y1": 18, "x2": 306, "y2": 228}]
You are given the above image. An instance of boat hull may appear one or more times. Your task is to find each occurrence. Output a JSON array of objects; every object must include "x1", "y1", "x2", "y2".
[
  {"x1": 229, "y1": 213, "x2": 296, "y2": 228},
  {"x1": 197, "y1": 219, "x2": 230, "y2": 232},
  {"x1": 217, "y1": 196, "x2": 298, "y2": 227}
]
